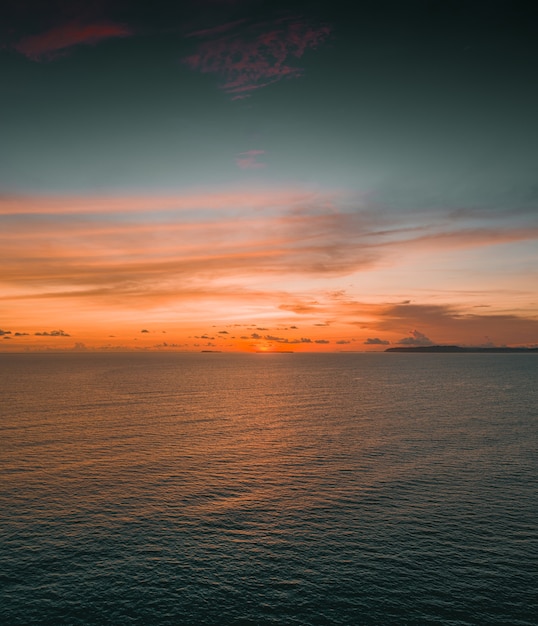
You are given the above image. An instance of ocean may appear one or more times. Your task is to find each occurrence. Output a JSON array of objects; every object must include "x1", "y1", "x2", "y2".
[{"x1": 1, "y1": 352, "x2": 537, "y2": 625}]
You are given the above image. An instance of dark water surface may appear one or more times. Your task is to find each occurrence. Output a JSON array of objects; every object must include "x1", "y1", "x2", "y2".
[{"x1": 1, "y1": 352, "x2": 537, "y2": 625}]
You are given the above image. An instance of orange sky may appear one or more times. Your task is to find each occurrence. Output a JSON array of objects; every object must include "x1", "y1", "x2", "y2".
[{"x1": 2, "y1": 189, "x2": 537, "y2": 352}]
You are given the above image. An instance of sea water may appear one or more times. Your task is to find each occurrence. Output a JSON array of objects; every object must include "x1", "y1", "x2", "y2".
[{"x1": 1, "y1": 352, "x2": 537, "y2": 625}]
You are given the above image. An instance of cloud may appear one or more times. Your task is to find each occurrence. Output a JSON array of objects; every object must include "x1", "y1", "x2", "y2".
[
  {"x1": 0, "y1": 188, "x2": 331, "y2": 216},
  {"x1": 14, "y1": 332, "x2": 29, "y2": 336},
  {"x1": 376, "y1": 303, "x2": 538, "y2": 347},
  {"x1": 182, "y1": 16, "x2": 331, "y2": 96},
  {"x1": 397, "y1": 330, "x2": 434, "y2": 346},
  {"x1": 364, "y1": 337, "x2": 390, "y2": 345},
  {"x1": 14, "y1": 21, "x2": 133, "y2": 61},
  {"x1": 336, "y1": 339, "x2": 351, "y2": 344},
  {"x1": 72, "y1": 342, "x2": 88, "y2": 351},
  {"x1": 399, "y1": 226, "x2": 538, "y2": 252},
  {"x1": 186, "y1": 19, "x2": 248, "y2": 40},
  {"x1": 279, "y1": 302, "x2": 323, "y2": 314},
  {"x1": 236, "y1": 150, "x2": 266, "y2": 170},
  {"x1": 141, "y1": 329, "x2": 149, "y2": 333},
  {"x1": 314, "y1": 339, "x2": 330, "y2": 344},
  {"x1": 34, "y1": 329, "x2": 70, "y2": 336},
  {"x1": 0, "y1": 329, "x2": 11, "y2": 336},
  {"x1": 262, "y1": 335, "x2": 313, "y2": 344},
  {"x1": 1, "y1": 190, "x2": 384, "y2": 320},
  {"x1": 2, "y1": 188, "x2": 537, "y2": 348}
]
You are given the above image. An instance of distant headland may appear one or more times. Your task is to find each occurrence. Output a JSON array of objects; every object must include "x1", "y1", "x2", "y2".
[{"x1": 385, "y1": 345, "x2": 538, "y2": 353}]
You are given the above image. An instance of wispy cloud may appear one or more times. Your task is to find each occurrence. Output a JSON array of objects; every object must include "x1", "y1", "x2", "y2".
[
  {"x1": 264, "y1": 335, "x2": 313, "y2": 344},
  {"x1": 14, "y1": 21, "x2": 133, "y2": 61},
  {"x1": 0, "y1": 189, "x2": 320, "y2": 216},
  {"x1": 183, "y1": 16, "x2": 331, "y2": 96},
  {"x1": 2, "y1": 188, "x2": 538, "y2": 348},
  {"x1": 236, "y1": 150, "x2": 266, "y2": 169},
  {"x1": 186, "y1": 19, "x2": 248, "y2": 40}
]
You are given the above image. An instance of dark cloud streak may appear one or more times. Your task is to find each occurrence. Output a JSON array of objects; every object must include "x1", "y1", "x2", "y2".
[
  {"x1": 13, "y1": 21, "x2": 133, "y2": 61},
  {"x1": 397, "y1": 330, "x2": 434, "y2": 347},
  {"x1": 364, "y1": 337, "x2": 390, "y2": 345}
]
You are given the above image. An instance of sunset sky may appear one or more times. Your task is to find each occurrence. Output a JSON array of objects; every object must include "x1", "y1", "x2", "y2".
[{"x1": 2, "y1": 0, "x2": 537, "y2": 351}]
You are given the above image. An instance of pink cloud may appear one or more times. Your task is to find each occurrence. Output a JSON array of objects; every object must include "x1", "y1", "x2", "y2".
[
  {"x1": 236, "y1": 150, "x2": 266, "y2": 169},
  {"x1": 182, "y1": 17, "x2": 331, "y2": 95},
  {"x1": 14, "y1": 21, "x2": 133, "y2": 61}
]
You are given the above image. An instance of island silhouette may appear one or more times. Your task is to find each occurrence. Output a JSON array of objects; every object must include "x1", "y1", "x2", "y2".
[{"x1": 386, "y1": 345, "x2": 538, "y2": 353}]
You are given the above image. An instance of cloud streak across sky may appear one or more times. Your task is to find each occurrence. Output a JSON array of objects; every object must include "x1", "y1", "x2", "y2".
[
  {"x1": 1, "y1": 186, "x2": 537, "y2": 350},
  {"x1": 13, "y1": 21, "x2": 133, "y2": 61},
  {"x1": 1, "y1": 0, "x2": 537, "y2": 350}
]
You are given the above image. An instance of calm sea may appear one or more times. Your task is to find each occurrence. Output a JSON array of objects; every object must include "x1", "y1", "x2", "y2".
[{"x1": 1, "y1": 352, "x2": 537, "y2": 625}]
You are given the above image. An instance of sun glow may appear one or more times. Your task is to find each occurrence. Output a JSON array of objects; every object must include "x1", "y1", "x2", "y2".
[{"x1": 1, "y1": 188, "x2": 537, "y2": 352}]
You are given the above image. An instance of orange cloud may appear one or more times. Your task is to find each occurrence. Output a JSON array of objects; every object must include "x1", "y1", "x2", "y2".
[
  {"x1": 372, "y1": 303, "x2": 538, "y2": 347},
  {"x1": 0, "y1": 189, "x2": 322, "y2": 215},
  {"x1": 2, "y1": 188, "x2": 537, "y2": 350}
]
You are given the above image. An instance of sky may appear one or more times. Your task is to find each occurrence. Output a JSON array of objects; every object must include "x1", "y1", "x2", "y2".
[{"x1": 1, "y1": 0, "x2": 537, "y2": 352}]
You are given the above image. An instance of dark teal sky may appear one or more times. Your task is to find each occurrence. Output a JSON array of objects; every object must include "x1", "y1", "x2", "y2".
[{"x1": 2, "y1": 0, "x2": 537, "y2": 209}]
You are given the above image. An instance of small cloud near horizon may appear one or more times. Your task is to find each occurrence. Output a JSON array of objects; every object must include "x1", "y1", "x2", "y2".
[
  {"x1": 397, "y1": 330, "x2": 434, "y2": 346},
  {"x1": 364, "y1": 337, "x2": 390, "y2": 345},
  {"x1": 264, "y1": 335, "x2": 313, "y2": 344}
]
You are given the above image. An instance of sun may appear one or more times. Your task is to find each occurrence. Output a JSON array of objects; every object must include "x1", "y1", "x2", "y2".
[{"x1": 255, "y1": 343, "x2": 272, "y2": 353}]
